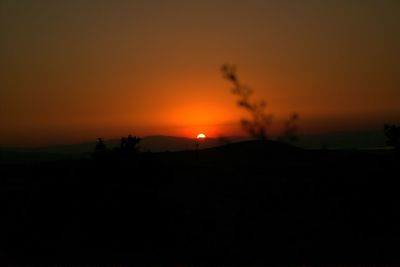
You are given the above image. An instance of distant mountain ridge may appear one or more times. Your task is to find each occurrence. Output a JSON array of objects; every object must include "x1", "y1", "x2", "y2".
[
  {"x1": 23, "y1": 135, "x2": 248, "y2": 154},
  {"x1": 0, "y1": 130, "x2": 387, "y2": 164},
  {"x1": 0, "y1": 136, "x2": 249, "y2": 163}
]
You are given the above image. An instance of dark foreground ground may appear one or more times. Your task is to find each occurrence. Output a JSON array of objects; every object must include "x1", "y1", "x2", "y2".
[{"x1": 1, "y1": 140, "x2": 399, "y2": 264}]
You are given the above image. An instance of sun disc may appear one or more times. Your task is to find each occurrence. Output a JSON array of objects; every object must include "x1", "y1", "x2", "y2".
[{"x1": 197, "y1": 133, "x2": 206, "y2": 139}]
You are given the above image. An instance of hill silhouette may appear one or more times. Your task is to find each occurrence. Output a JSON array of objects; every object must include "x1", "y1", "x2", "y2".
[
  {"x1": 202, "y1": 139, "x2": 302, "y2": 154},
  {"x1": 0, "y1": 135, "x2": 249, "y2": 163},
  {"x1": 2, "y1": 139, "x2": 399, "y2": 264},
  {"x1": 0, "y1": 130, "x2": 388, "y2": 164}
]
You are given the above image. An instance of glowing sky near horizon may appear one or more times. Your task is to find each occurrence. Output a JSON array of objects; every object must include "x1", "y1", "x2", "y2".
[{"x1": 1, "y1": 0, "x2": 399, "y2": 146}]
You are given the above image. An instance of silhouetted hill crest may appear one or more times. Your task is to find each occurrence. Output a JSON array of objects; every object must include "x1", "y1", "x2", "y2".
[{"x1": 200, "y1": 139, "x2": 301, "y2": 155}]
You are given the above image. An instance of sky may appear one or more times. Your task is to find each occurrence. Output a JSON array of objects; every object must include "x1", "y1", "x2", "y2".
[{"x1": 1, "y1": 0, "x2": 399, "y2": 146}]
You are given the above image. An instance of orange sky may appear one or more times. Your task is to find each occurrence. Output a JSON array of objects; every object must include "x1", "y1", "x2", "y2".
[{"x1": 1, "y1": 0, "x2": 399, "y2": 146}]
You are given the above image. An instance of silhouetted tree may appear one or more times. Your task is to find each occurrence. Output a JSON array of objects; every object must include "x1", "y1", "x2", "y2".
[
  {"x1": 384, "y1": 124, "x2": 400, "y2": 150},
  {"x1": 221, "y1": 64, "x2": 272, "y2": 139},
  {"x1": 93, "y1": 137, "x2": 108, "y2": 160},
  {"x1": 221, "y1": 64, "x2": 299, "y2": 141},
  {"x1": 120, "y1": 134, "x2": 141, "y2": 154}
]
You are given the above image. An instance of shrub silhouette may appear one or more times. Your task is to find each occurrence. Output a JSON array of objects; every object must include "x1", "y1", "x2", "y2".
[
  {"x1": 221, "y1": 64, "x2": 299, "y2": 141},
  {"x1": 221, "y1": 64, "x2": 272, "y2": 140},
  {"x1": 384, "y1": 124, "x2": 400, "y2": 150},
  {"x1": 120, "y1": 134, "x2": 141, "y2": 154},
  {"x1": 93, "y1": 137, "x2": 108, "y2": 159}
]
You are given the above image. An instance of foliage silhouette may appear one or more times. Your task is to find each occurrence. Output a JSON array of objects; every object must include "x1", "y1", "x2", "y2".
[
  {"x1": 221, "y1": 64, "x2": 299, "y2": 141},
  {"x1": 92, "y1": 135, "x2": 141, "y2": 161},
  {"x1": 121, "y1": 135, "x2": 141, "y2": 152},
  {"x1": 384, "y1": 124, "x2": 400, "y2": 150},
  {"x1": 221, "y1": 64, "x2": 272, "y2": 140},
  {"x1": 92, "y1": 137, "x2": 108, "y2": 160},
  {"x1": 117, "y1": 134, "x2": 141, "y2": 158}
]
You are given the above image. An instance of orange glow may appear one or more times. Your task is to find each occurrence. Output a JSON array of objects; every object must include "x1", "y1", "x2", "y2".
[
  {"x1": 1, "y1": 1, "x2": 400, "y2": 146},
  {"x1": 197, "y1": 133, "x2": 206, "y2": 139}
]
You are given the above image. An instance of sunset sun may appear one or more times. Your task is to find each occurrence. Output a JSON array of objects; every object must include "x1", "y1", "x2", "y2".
[{"x1": 197, "y1": 133, "x2": 206, "y2": 139}]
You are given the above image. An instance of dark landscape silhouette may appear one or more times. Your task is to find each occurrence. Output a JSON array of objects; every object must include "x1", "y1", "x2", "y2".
[{"x1": 2, "y1": 137, "x2": 400, "y2": 264}]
